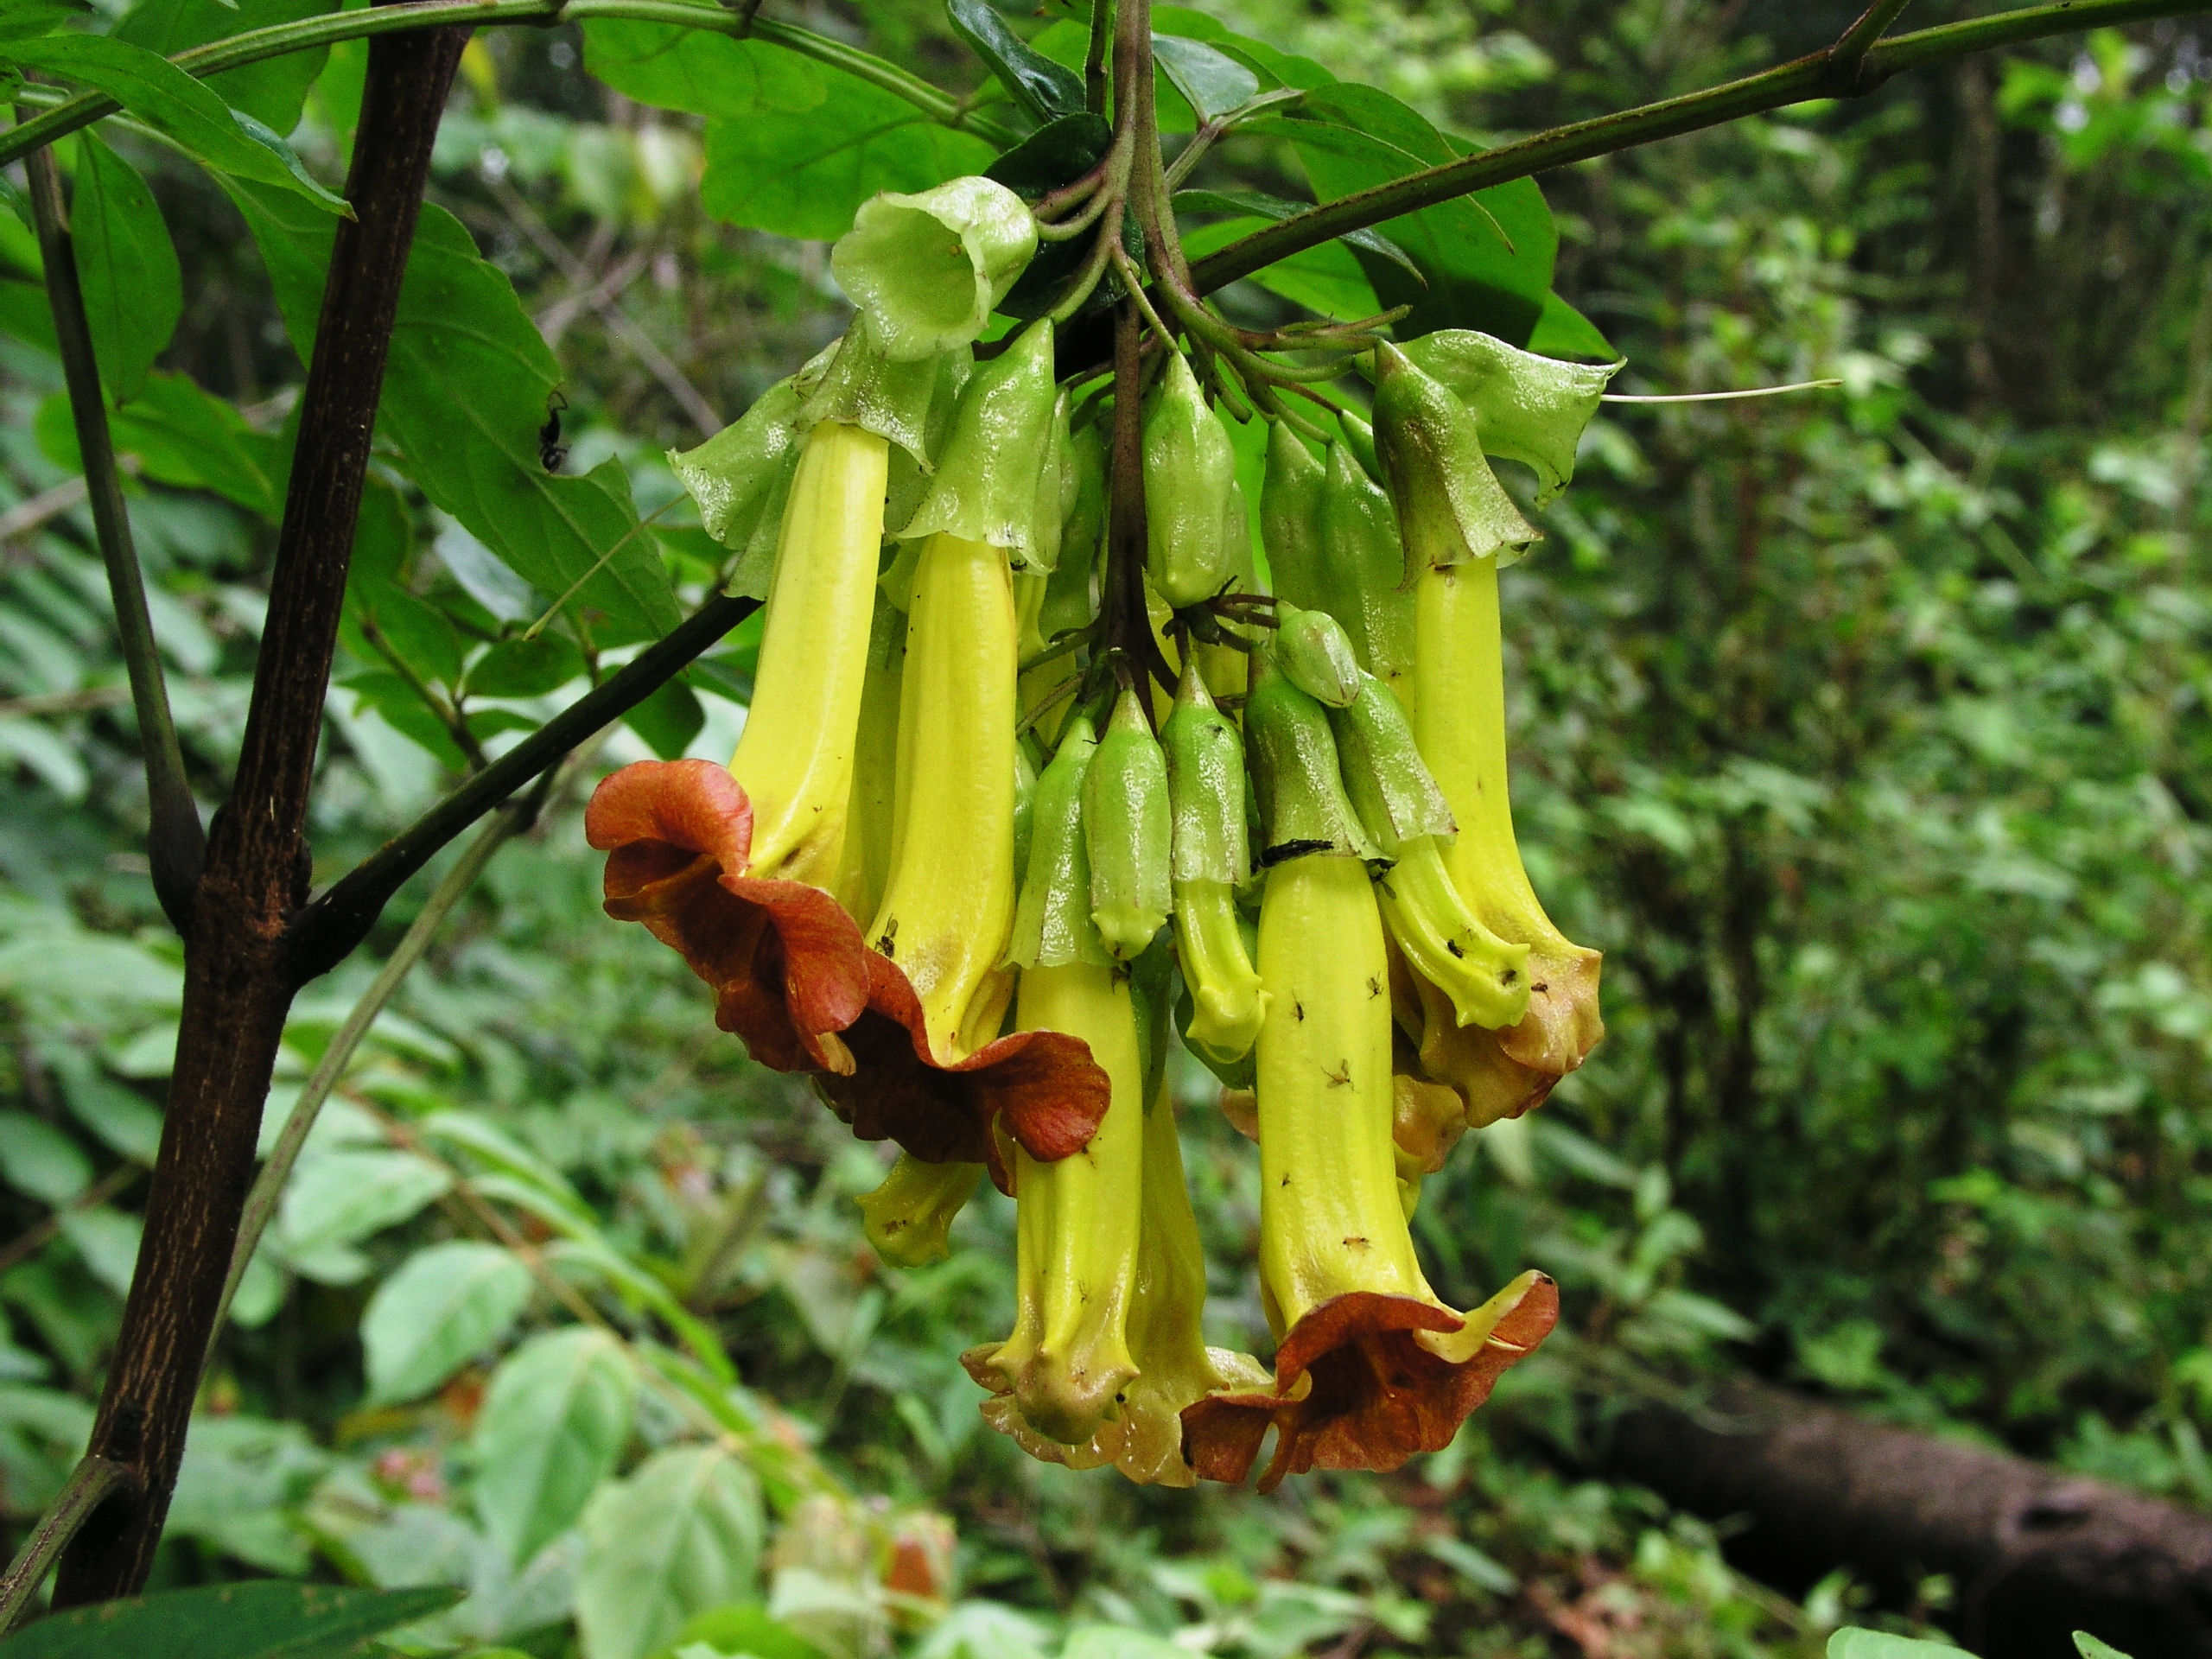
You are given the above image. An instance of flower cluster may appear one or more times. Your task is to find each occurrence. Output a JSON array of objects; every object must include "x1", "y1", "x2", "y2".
[{"x1": 588, "y1": 178, "x2": 1614, "y2": 1491}]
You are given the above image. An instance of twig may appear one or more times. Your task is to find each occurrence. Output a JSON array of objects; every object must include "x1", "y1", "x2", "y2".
[
  {"x1": 0, "y1": 1456, "x2": 137, "y2": 1631},
  {"x1": 0, "y1": 1164, "x2": 147, "y2": 1284},
  {"x1": 0, "y1": 477, "x2": 88, "y2": 546},
  {"x1": 22, "y1": 133, "x2": 205, "y2": 933},
  {"x1": 288, "y1": 590, "x2": 754, "y2": 981},
  {"x1": 1827, "y1": 0, "x2": 1916, "y2": 89}
]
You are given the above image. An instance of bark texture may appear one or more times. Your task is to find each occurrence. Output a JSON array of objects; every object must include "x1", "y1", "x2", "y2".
[
  {"x1": 50, "y1": 15, "x2": 469, "y2": 1605},
  {"x1": 1605, "y1": 1381, "x2": 2212, "y2": 1657}
]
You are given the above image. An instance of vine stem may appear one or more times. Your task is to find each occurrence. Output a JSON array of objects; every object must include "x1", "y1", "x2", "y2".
[
  {"x1": 21, "y1": 130, "x2": 205, "y2": 933},
  {"x1": 0, "y1": 0, "x2": 1020, "y2": 175},
  {"x1": 0, "y1": 1458, "x2": 136, "y2": 1630}
]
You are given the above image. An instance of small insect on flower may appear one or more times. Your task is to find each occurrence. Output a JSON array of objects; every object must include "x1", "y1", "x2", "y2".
[{"x1": 539, "y1": 390, "x2": 569, "y2": 473}]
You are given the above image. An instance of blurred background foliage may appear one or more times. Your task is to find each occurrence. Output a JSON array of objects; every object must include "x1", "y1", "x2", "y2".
[{"x1": 0, "y1": 0, "x2": 2208, "y2": 1655}]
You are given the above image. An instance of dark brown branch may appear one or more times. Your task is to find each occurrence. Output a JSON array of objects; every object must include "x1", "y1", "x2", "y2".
[
  {"x1": 49, "y1": 10, "x2": 471, "y2": 1606},
  {"x1": 21, "y1": 135, "x2": 205, "y2": 931},
  {"x1": 1605, "y1": 1379, "x2": 2212, "y2": 1658}
]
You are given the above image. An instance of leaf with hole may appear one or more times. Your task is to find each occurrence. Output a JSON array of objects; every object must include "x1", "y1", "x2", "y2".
[
  {"x1": 69, "y1": 130, "x2": 178, "y2": 406},
  {"x1": 473, "y1": 1326, "x2": 636, "y2": 1567},
  {"x1": 6, "y1": 35, "x2": 349, "y2": 215},
  {"x1": 361, "y1": 1238, "x2": 534, "y2": 1406},
  {"x1": 947, "y1": 0, "x2": 1084, "y2": 126},
  {"x1": 574, "y1": 1445, "x2": 764, "y2": 1659}
]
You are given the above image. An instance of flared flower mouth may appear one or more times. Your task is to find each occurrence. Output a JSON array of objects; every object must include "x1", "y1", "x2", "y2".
[
  {"x1": 815, "y1": 951, "x2": 1110, "y2": 1191},
  {"x1": 1181, "y1": 1272, "x2": 1558, "y2": 1492},
  {"x1": 587, "y1": 760, "x2": 874, "y2": 1074}
]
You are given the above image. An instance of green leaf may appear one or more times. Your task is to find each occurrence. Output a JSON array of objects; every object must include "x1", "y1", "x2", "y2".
[
  {"x1": 0, "y1": 2, "x2": 92, "y2": 44},
  {"x1": 473, "y1": 1326, "x2": 636, "y2": 1567},
  {"x1": 580, "y1": 18, "x2": 823, "y2": 118},
  {"x1": 5, "y1": 35, "x2": 349, "y2": 215},
  {"x1": 669, "y1": 1604, "x2": 827, "y2": 1659},
  {"x1": 111, "y1": 372, "x2": 280, "y2": 518},
  {"x1": 57, "y1": 1206, "x2": 141, "y2": 1296},
  {"x1": 113, "y1": 0, "x2": 340, "y2": 134},
  {"x1": 0, "y1": 1110, "x2": 90, "y2": 1205},
  {"x1": 360, "y1": 1238, "x2": 533, "y2": 1406},
  {"x1": 467, "y1": 634, "x2": 585, "y2": 699},
  {"x1": 2073, "y1": 1638, "x2": 2132, "y2": 1659},
  {"x1": 1176, "y1": 187, "x2": 1420, "y2": 288},
  {"x1": 274, "y1": 1147, "x2": 451, "y2": 1276},
  {"x1": 0, "y1": 1581, "x2": 458, "y2": 1659},
  {"x1": 1253, "y1": 83, "x2": 1558, "y2": 344},
  {"x1": 228, "y1": 184, "x2": 680, "y2": 639},
  {"x1": 701, "y1": 68, "x2": 996, "y2": 242},
  {"x1": 1179, "y1": 216, "x2": 1376, "y2": 321},
  {"x1": 1151, "y1": 35, "x2": 1257, "y2": 123},
  {"x1": 624, "y1": 677, "x2": 704, "y2": 760},
  {"x1": 1826, "y1": 1632, "x2": 1967, "y2": 1659},
  {"x1": 947, "y1": 0, "x2": 1084, "y2": 127},
  {"x1": 574, "y1": 1445, "x2": 763, "y2": 1659},
  {"x1": 1524, "y1": 287, "x2": 1615, "y2": 361},
  {"x1": 360, "y1": 586, "x2": 462, "y2": 689},
  {"x1": 69, "y1": 130, "x2": 178, "y2": 406},
  {"x1": 987, "y1": 111, "x2": 1111, "y2": 199}
]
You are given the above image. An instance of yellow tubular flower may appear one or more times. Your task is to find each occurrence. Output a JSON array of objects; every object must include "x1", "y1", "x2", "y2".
[
  {"x1": 727, "y1": 420, "x2": 891, "y2": 887},
  {"x1": 1411, "y1": 559, "x2": 1604, "y2": 1102},
  {"x1": 965, "y1": 961, "x2": 1145, "y2": 1446},
  {"x1": 857, "y1": 1153, "x2": 984, "y2": 1268},
  {"x1": 867, "y1": 532, "x2": 1021, "y2": 1064}
]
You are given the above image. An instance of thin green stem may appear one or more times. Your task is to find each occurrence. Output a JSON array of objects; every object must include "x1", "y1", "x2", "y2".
[
  {"x1": 0, "y1": 1456, "x2": 135, "y2": 1630},
  {"x1": 1186, "y1": 0, "x2": 2212, "y2": 300},
  {"x1": 21, "y1": 127, "x2": 205, "y2": 934},
  {"x1": 0, "y1": 0, "x2": 1020, "y2": 175},
  {"x1": 1829, "y1": 0, "x2": 1916, "y2": 83},
  {"x1": 1084, "y1": 0, "x2": 1109, "y2": 117},
  {"x1": 208, "y1": 766, "x2": 561, "y2": 1354}
]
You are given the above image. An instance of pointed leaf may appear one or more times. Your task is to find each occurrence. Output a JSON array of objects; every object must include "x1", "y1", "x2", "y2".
[
  {"x1": 361, "y1": 1239, "x2": 533, "y2": 1406},
  {"x1": 1151, "y1": 35, "x2": 1257, "y2": 122},
  {"x1": 0, "y1": 1581, "x2": 458, "y2": 1659},
  {"x1": 113, "y1": 0, "x2": 340, "y2": 133},
  {"x1": 575, "y1": 1446, "x2": 763, "y2": 1659},
  {"x1": 948, "y1": 0, "x2": 1084, "y2": 125},
  {"x1": 581, "y1": 17, "x2": 823, "y2": 118},
  {"x1": 70, "y1": 130, "x2": 178, "y2": 405},
  {"x1": 473, "y1": 1327, "x2": 637, "y2": 1567}
]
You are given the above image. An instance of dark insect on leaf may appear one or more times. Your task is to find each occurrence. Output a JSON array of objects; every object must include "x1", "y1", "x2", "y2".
[
  {"x1": 945, "y1": 0, "x2": 1085, "y2": 127},
  {"x1": 539, "y1": 388, "x2": 568, "y2": 474}
]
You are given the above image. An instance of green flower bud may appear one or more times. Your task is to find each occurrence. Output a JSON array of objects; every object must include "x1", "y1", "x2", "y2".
[
  {"x1": 857, "y1": 1154, "x2": 984, "y2": 1268},
  {"x1": 1260, "y1": 422, "x2": 1325, "y2": 610},
  {"x1": 1371, "y1": 341, "x2": 1536, "y2": 580},
  {"x1": 1325, "y1": 671, "x2": 1452, "y2": 855},
  {"x1": 1317, "y1": 442, "x2": 1417, "y2": 708},
  {"x1": 1243, "y1": 651, "x2": 1379, "y2": 865},
  {"x1": 900, "y1": 321, "x2": 1060, "y2": 569},
  {"x1": 1398, "y1": 330, "x2": 1620, "y2": 506},
  {"x1": 668, "y1": 373, "x2": 805, "y2": 601},
  {"x1": 1337, "y1": 407, "x2": 1380, "y2": 481},
  {"x1": 800, "y1": 312, "x2": 964, "y2": 469},
  {"x1": 1141, "y1": 353, "x2": 1237, "y2": 607},
  {"x1": 1274, "y1": 601, "x2": 1362, "y2": 709},
  {"x1": 1164, "y1": 665, "x2": 1267, "y2": 1061},
  {"x1": 830, "y1": 175, "x2": 1039, "y2": 362},
  {"x1": 1040, "y1": 418, "x2": 1105, "y2": 644},
  {"x1": 1084, "y1": 689, "x2": 1173, "y2": 959},
  {"x1": 1008, "y1": 715, "x2": 1109, "y2": 969}
]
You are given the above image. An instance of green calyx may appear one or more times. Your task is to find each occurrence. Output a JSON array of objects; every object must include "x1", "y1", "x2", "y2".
[
  {"x1": 1164, "y1": 665, "x2": 1266, "y2": 1061},
  {"x1": 1084, "y1": 688, "x2": 1173, "y2": 961},
  {"x1": 669, "y1": 373, "x2": 806, "y2": 601},
  {"x1": 800, "y1": 313, "x2": 966, "y2": 471},
  {"x1": 1317, "y1": 442, "x2": 1417, "y2": 705},
  {"x1": 1141, "y1": 352, "x2": 1238, "y2": 608},
  {"x1": 1326, "y1": 670, "x2": 1453, "y2": 856},
  {"x1": 1243, "y1": 651, "x2": 1380, "y2": 866},
  {"x1": 1398, "y1": 330, "x2": 1621, "y2": 507},
  {"x1": 857, "y1": 1154, "x2": 985, "y2": 1268},
  {"x1": 1376, "y1": 836, "x2": 1530, "y2": 1031},
  {"x1": 1261, "y1": 421, "x2": 1325, "y2": 613},
  {"x1": 899, "y1": 321, "x2": 1064, "y2": 571},
  {"x1": 1008, "y1": 714, "x2": 1109, "y2": 970},
  {"x1": 1274, "y1": 602, "x2": 1363, "y2": 709},
  {"x1": 1371, "y1": 341, "x2": 1537, "y2": 579},
  {"x1": 830, "y1": 175, "x2": 1039, "y2": 362}
]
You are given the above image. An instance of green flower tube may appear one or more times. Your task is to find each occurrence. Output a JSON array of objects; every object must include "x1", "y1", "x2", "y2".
[
  {"x1": 1007, "y1": 715, "x2": 1109, "y2": 970},
  {"x1": 1084, "y1": 688, "x2": 1173, "y2": 960},
  {"x1": 1316, "y1": 442, "x2": 1418, "y2": 715},
  {"x1": 1164, "y1": 664, "x2": 1268, "y2": 1062},
  {"x1": 830, "y1": 175, "x2": 1039, "y2": 362},
  {"x1": 1371, "y1": 342, "x2": 1537, "y2": 583},
  {"x1": 1260, "y1": 421, "x2": 1326, "y2": 611}
]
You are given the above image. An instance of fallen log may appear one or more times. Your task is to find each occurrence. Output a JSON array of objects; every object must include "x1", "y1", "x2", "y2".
[{"x1": 1599, "y1": 1381, "x2": 2212, "y2": 1657}]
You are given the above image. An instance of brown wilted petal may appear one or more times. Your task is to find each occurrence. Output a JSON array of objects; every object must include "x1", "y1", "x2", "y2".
[
  {"x1": 816, "y1": 952, "x2": 1109, "y2": 1190},
  {"x1": 1181, "y1": 1274, "x2": 1558, "y2": 1492},
  {"x1": 588, "y1": 760, "x2": 873, "y2": 1072}
]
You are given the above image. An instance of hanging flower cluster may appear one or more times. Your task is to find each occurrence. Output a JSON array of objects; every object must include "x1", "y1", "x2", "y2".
[{"x1": 588, "y1": 175, "x2": 1615, "y2": 1491}]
